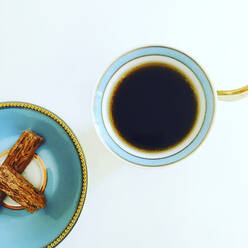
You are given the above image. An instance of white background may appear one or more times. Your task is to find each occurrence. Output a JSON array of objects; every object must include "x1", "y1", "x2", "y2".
[{"x1": 1, "y1": 0, "x2": 248, "y2": 247}]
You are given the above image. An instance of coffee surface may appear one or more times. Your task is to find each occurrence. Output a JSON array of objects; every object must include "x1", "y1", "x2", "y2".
[{"x1": 110, "y1": 63, "x2": 198, "y2": 152}]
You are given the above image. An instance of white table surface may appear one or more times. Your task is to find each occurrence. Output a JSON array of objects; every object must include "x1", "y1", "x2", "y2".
[{"x1": 1, "y1": 0, "x2": 248, "y2": 247}]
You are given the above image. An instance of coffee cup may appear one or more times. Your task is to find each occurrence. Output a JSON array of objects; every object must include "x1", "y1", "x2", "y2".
[{"x1": 93, "y1": 46, "x2": 248, "y2": 166}]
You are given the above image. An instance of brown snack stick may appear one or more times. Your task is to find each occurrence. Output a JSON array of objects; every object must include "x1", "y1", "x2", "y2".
[
  {"x1": 0, "y1": 130, "x2": 43, "y2": 203},
  {"x1": 0, "y1": 164, "x2": 46, "y2": 213}
]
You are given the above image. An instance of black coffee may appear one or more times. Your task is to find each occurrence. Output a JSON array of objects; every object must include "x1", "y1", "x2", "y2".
[{"x1": 110, "y1": 62, "x2": 198, "y2": 152}]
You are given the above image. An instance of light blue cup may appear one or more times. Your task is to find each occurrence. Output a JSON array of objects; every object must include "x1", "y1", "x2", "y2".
[{"x1": 94, "y1": 46, "x2": 248, "y2": 167}]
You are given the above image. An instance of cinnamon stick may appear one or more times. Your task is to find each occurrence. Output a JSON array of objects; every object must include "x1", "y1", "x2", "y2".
[
  {"x1": 0, "y1": 164, "x2": 46, "y2": 213},
  {"x1": 0, "y1": 130, "x2": 43, "y2": 203}
]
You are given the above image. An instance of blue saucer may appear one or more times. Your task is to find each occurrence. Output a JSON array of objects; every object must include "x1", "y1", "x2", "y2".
[{"x1": 0, "y1": 102, "x2": 87, "y2": 248}]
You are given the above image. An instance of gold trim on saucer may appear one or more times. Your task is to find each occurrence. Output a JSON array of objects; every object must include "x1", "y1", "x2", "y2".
[
  {"x1": 0, "y1": 102, "x2": 87, "y2": 248},
  {"x1": 36, "y1": 154, "x2": 48, "y2": 193}
]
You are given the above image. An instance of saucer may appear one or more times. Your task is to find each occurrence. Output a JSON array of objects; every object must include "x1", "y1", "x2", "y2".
[{"x1": 0, "y1": 102, "x2": 87, "y2": 247}]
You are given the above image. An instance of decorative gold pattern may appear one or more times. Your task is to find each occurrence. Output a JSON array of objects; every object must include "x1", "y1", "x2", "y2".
[{"x1": 0, "y1": 102, "x2": 87, "y2": 248}]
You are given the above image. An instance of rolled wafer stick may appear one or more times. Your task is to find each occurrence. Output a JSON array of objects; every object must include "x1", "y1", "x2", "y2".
[
  {"x1": 0, "y1": 130, "x2": 43, "y2": 203},
  {"x1": 0, "y1": 163, "x2": 46, "y2": 213}
]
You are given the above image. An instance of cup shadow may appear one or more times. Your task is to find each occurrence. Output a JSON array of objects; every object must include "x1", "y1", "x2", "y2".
[{"x1": 77, "y1": 125, "x2": 122, "y2": 188}]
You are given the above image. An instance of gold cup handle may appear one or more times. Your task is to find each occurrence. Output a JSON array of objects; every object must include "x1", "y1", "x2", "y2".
[{"x1": 217, "y1": 85, "x2": 248, "y2": 101}]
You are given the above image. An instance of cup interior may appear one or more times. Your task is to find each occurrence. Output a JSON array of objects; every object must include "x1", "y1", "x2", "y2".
[{"x1": 102, "y1": 55, "x2": 206, "y2": 159}]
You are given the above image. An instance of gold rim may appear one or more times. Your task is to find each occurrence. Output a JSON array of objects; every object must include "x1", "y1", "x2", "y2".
[
  {"x1": 0, "y1": 102, "x2": 87, "y2": 248},
  {"x1": 37, "y1": 154, "x2": 48, "y2": 193}
]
